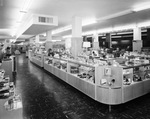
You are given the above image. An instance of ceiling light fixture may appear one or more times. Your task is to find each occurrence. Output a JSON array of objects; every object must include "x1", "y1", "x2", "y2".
[
  {"x1": 97, "y1": 28, "x2": 113, "y2": 34},
  {"x1": 21, "y1": 0, "x2": 33, "y2": 12},
  {"x1": 52, "y1": 25, "x2": 72, "y2": 35},
  {"x1": 117, "y1": 31, "x2": 133, "y2": 35},
  {"x1": 82, "y1": 30, "x2": 96, "y2": 36},
  {"x1": 17, "y1": 11, "x2": 26, "y2": 23},
  {"x1": 97, "y1": 9, "x2": 133, "y2": 21},
  {"x1": 113, "y1": 24, "x2": 136, "y2": 31},
  {"x1": 133, "y1": 4, "x2": 150, "y2": 12},
  {"x1": 17, "y1": 0, "x2": 33, "y2": 23},
  {"x1": 137, "y1": 21, "x2": 150, "y2": 28},
  {"x1": 51, "y1": 40, "x2": 61, "y2": 42},
  {"x1": 12, "y1": 0, "x2": 33, "y2": 37},
  {"x1": 62, "y1": 35, "x2": 72, "y2": 39},
  {"x1": 111, "y1": 36, "x2": 122, "y2": 38},
  {"x1": 82, "y1": 19, "x2": 97, "y2": 26}
]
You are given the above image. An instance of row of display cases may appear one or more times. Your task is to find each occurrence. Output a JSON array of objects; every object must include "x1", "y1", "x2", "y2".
[
  {"x1": 29, "y1": 52, "x2": 150, "y2": 105},
  {"x1": 29, "y1": 51, "x2": 44, "y2": 67},
  {"x1": 43, "y1": 56, "x2": 96, "y2": 99}
]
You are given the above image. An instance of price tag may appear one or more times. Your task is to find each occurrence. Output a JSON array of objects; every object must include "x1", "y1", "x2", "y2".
[{"x1": 104, "y1": 68, "x2": 111, "y2": 76}]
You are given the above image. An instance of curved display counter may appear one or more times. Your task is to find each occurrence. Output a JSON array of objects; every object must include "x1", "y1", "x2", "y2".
[{"x1": 29, "y1": 54, "x2": 150, "y2": 105}]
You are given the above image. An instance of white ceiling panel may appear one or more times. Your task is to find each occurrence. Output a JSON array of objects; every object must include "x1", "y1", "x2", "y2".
[{"x1": 0, "y1": 0, "x2": 150, "y2": 39}]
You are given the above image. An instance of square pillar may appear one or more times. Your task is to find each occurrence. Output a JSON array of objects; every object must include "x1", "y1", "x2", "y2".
[
  {"x1": 35, "y1": 35, "x2": 40, "y2": 47},
  {"x1": 106, "y1": 33, "x2": 112, "y2": 48},
  {"x1": 72, "y1": 16, "x2": 82, "y2": 37},
  {"x1": 71, "y1": 16, "x2": 83, "y2": 58},
  {"x1": 133, "y1": 27, "x2": 141, "y2": 40},
  {"x1": 35, "y1": 35, "x2": 40, "y2": 43},
  {"x1": 45, "y1": 31, "x2": 53, "y2": 50},
  {"x1": 133, "y1": 27, "x2": 142, "y2": 52},
  {"x1": 93, "y1": 33, "x2": 99, "y2": 50},
  {"x1": 71, "y1": 37, "x2": 83, "y2": 58}
]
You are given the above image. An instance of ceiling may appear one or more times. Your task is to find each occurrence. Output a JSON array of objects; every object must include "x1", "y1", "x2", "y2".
[{"x1": 0, "y1": 0, "x2": 150, "y2": 40}]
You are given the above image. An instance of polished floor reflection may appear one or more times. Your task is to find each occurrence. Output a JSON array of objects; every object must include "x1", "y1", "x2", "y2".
[{"x1": 1, "y1": 54, "x2": 150, "y2": 119}]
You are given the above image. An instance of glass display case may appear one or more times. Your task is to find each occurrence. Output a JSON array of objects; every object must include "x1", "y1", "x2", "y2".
[
  {"x1": 43, "y1": 56, "x2": 53, "y2": 72},
  {"x1": 41, "y1": 54, "x2": 150, "y2": 105},
  {"x1": 30, "y1": 53, "x2": 44, "y2": 67},
  {"x1": 67, "y1": 60, "x2": 96, "y2": 99},
  {"x1": 67, "y1": 59, "x2": 95, "y2": 82},
  {"x1": 52, "y1": 58, "x2": 68, "y2": 82}
]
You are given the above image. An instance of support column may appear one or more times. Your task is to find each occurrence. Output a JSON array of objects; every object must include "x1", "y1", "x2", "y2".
[
  {"x1": 35, "y1": 35, "x2": 40, "y2": 47},
  {"x1": 35, "y1": 35, "x2": 40, "y2": 43},
  {"x1": 71, "y1": 16, "x2": 83, "y2": 58},
  {"x1": 106, "y1": 33, "x2": 111, "y2": 48},
  {"x1": 45, "y1": 31, "x2": 53, "y2": 50},
  {"x1": 29, "y1": 37, "x2": 35, "y2": 44},
  {"x1": 133, "y1": 27, "x2": 142, "y2": 52},
  {"x1": 93, "y1": 33, "x2": 99, "y2": 50}
]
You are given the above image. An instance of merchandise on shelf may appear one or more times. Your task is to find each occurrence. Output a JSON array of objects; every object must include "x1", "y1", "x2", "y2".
[
  {"x1": 61, "y1": 62, "x2": 67, "y2": 70},
  {"x1": 0, "y1": 69, "x2": 15, "y2": 99},
  {"x1": 123, "y1": 76, "x2": 131, "y2": 85},
  {"x1": 70, "y1": 66, "x2": 79, "y2": 74},
  {"x1": 69, "y1": 63, "x2": 95, "y2": 83},
  {"x1": 48, "y1": 59, "x2": 53, "y2": 64}
]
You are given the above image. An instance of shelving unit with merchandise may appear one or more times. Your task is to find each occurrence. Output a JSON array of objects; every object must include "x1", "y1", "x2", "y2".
[{"x1": 0, "y1": 69, "x2": 15, "y2": 99}]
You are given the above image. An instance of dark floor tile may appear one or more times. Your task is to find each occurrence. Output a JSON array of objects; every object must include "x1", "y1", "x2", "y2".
[{"x1": 2, "y1": 54, "x2": 150, "y2": 119}]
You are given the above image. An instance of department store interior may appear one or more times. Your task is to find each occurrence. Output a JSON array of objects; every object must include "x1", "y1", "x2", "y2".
[{"x1": 1, "y1": 0, "x2": 150, "y2": 119}]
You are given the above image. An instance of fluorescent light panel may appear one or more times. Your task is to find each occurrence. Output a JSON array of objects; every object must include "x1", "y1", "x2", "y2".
[
  {"x1": 12, "y1": 0, "x2": 33, "y2": 37},
  {"x1": 137, "y1": 21, "x2": 150, "y2": 28},
  {"x1": 82, "y1": 19, "x2": 97, "y2": 26},
  {"x1": 21, "y1": 0, "x2": 33, "y2": 12},
  {"x1": 133, "y1": 4, "x2": 150, "y2": 12},
  {"x1": 52, "y1": 25, "x2": 72, "y2": 35},
  {"x1": 63, "y1": 35, "x2": 72, "y2": 39},
  {"x1": 82, "y1": 30, "x2": 96, "y2": 36},
  {"x1": 18, "y1": 12, "x2": 26, "y2": 22},
  {"x1": 111, "y1": 36, "x2": 122, "y2": 38},
  {"x1": 113, "y1": 24, "x2": 136, "y2": 31},
  {"x1": 97, "y1": 9, "x2": 133, "y2": 21},
  {"x1": 51, "y1": 40, "x2": 61, "y2": 42},
  {"x1": 97, "y1": 28, "x2": 113, "y2": 33},
  {"x1": 117, "y1": 31, "x2": 133, "y2": 35}
]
